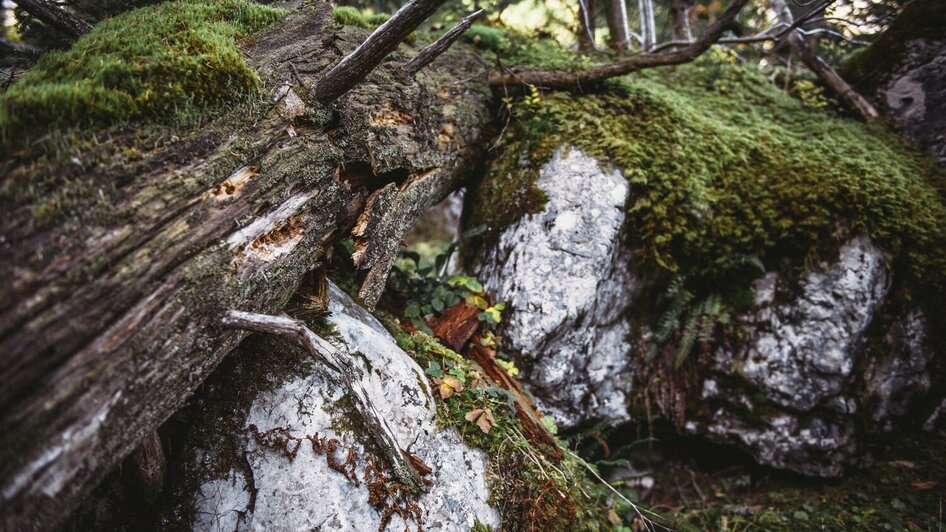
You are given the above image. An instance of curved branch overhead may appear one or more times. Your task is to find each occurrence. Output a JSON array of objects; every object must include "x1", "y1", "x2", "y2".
[{"x1": 487, "y1": 0, "x2": 751, "y2": 90}]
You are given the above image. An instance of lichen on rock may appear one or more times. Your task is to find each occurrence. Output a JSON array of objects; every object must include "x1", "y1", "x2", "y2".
[{"x1": 165, "y1": 282, "x2": 499, "y2": 531}]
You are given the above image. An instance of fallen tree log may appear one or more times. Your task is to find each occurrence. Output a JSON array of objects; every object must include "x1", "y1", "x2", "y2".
[{"x1": 0, "y1": 3, "x2": 492, "y2": 530}]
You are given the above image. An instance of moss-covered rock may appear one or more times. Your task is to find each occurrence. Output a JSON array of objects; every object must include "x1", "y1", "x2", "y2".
[
  {"x1": 464, "y1": 50, "x2": 946, "y2": 476},
  {"x1": 468, "y1": 49, "x2": 946, "y2": 304}
]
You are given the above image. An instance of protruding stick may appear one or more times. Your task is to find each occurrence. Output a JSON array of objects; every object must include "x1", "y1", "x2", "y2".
[
  {"x1": 405, "y1": 9, "x2": 483, "y2": 75},
  {"x1": 310, "y1": 0, "x2": 449, "y2": 104},
  {"x1": 221, "y1": 310, "x2": 428, "y2": 492},
  {"x1": 13, "y1": 0, "x2": 93, "y2": 40}
]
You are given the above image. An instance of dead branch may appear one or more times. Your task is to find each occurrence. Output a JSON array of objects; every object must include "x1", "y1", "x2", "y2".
[
  {"x1": 487, "y1": 0, "x2": 750, "y2": 91},
  {"x1": 771, "y1": 0, "x2": 879, "y2": 121},
  {"x1": 405, "y1": 9, "x2": 483, "y2": 75},
  {"x1": 220, "y1": 310, "x2": 428, "y2": 493},
  {"x1": 13, "y1": 0, "x2": 93, "y2": 40},
  {"x1": 310, "y1": 0, "x2": 449, "y2": 103}
]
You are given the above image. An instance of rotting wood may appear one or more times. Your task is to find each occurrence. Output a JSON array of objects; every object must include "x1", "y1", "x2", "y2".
[
  {"x1": 0, "y1": 3, "x2": 492, "y2": 529},
  {"x1": 427, "y1": 302, "x2": 480, "y2": 351},
  {"x1": 405, "y1": 9, "x2": 483, "y2": 75},
  {"x1": 466, "y1": 339, "x2": 563, "y2": 460},
  {"x1": 125, "y1": 431, "x2": 166, "y2": 507},
  {"x1": 220, "y1": 310, "x2": 428, "y2": 492},
  {"x1": 424, "y1": 302, "x2": 562, "y2": 459}
]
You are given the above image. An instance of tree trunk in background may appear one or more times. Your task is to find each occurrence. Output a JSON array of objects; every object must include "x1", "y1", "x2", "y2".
[
  {"x1": 577, "y1": 0, "x2": 596, "y2": 51},
  {"x1": 0, "y1": 4, "x2": 493, "y2": 530},
  {"x1": 667, "y1": 0, "x2": 691, "y2": 41},
  {"x1": 604, "y1": 0, "x2": 631, "y2": 51},
  {"x1": 639, "y1": 0, "x2": 656, "y2": 51}
]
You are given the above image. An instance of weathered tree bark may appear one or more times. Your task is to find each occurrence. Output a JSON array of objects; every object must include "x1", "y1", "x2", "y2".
[
  {"x1": 770, "y1": 0, "x2": 880, "y2": 122},
  {"x1": 0, "y1": 3, "x2": 492, "y2": 530},
  {"x1": 667, "y1": 0, "x2": 692, "y2": 41},
  {"x1": 576, "y1": 0, "x2": 597, "y2": 52},
  {"x1": 489, "y1": 0, "x2": 750, "y2": 90},
  {"x1": 604, "y1": 0, "x2": 631, "y2": 52},
  {"x1": 13, "y1": 0, "x2": 93, "y2": 40},
  {"x1": 310, "y1": 0, "x2": 450, "y2": 103}
]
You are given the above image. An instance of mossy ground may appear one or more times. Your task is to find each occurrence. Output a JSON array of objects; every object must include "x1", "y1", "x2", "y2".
[{"x1": 0, "y1": 0, "x2": 284, "y2": 141}]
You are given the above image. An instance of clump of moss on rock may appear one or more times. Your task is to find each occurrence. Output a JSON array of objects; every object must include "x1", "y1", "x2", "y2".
[
  {"x1": 394, "y1": 329, "x2": 620, "y2": 531},
  {"x1": 0, "y1": 0, "x2": 284, "y2": 139},
  {"x1": 472, "y1": 48, "x2": 946, "y2": 302}
]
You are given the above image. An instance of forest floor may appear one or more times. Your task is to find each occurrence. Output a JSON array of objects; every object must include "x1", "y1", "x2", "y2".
[{"x1": 632, "y1": 429, "x2": 946, "y2": 530}]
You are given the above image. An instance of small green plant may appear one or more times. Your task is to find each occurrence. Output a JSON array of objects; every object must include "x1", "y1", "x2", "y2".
[
  {"x1": 646, "y1": 277, "x2": 732, "y2": 368},
  {"x1": 387, "y1": 226, "x2": 495, "y2": 334},
  {"x1": 792, "y1": 79, "x2": 835, "y2": 110}
]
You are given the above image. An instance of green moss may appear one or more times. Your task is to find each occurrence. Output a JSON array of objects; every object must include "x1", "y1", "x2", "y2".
[
  {"x1": 332, "y1": 6, "x2": 392, "y2": 29},
  {"x1": 462, "y1": 24, "x2": 508, "y2": 52},
  {"x1": 366, "y1": 13, "x2": 391, "y2": 26},
  {"x1": 395, "y1": 329, "x2": 618, "y2": 530},
  {"x1": 0, "y1": 0, "x2": 284, "y2": 140},
  {"x1": 332, "y1": 5, "x2": 371, "y2": 28},
  {"x1": 473, "y1": 50, "x2": 946, "y2": 304}
]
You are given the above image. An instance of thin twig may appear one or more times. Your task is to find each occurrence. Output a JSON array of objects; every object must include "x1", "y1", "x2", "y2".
[{"x1": 405, "y1": 9, "x2": 483, "y2": 75}]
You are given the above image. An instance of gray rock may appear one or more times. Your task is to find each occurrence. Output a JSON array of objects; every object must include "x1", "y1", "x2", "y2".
[
  {"x1": 864, "y1": 311, "x2": 934, "y2": 430},
  {"x1": 471, "y1": 147, "x2": 938, "y2": 476},
  {"x1": 876, "y1": 39, "x2": 946, "y2": 164},
  {"x1": 717, "y1": 235, "x2": 889, "y2": 413},
  {"x1": 177, "y1": 282, "x2": 499, "y2": 531},
  {"x1": 475, "y1": 146, "x2": 637, "y2": 428}
]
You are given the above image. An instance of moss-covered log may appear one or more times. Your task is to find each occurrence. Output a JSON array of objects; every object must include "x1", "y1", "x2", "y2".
[{"x1": 0, "y1": 2, "x2": 492, "y2": 530}]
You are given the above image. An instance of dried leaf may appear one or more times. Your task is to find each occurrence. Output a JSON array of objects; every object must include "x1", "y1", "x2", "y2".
[
  {"x1": 912, "y1": 480, "x2": 937, "y2": 490},
  {"x1": 464, "y1": 408, "x2": 495, "y2": 433},
  {"x1": 438, "y1": 376, "x2": 464, "y2": 399}
]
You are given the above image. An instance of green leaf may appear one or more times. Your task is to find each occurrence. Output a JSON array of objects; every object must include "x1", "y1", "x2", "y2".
[
  {"x1": 404, "y1": 303, "x2": 420, "y2": 318},
  {"x1": 424, "y1": 361, "x2": 443, "y2": 378}
]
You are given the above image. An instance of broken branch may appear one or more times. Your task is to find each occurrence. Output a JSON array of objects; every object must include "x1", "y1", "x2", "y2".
[
  {"x1": 405, "y1": 9, "x2": 483, "y2": 75},
  {"x1": 488, "y1": 0, "x2": 750, "y2": 91},
  {"x1": 310, "y1": 0, "x2": 449, "y2": 103},
  {"x1": 770, "y1": 0, "x2": 879, "y2": 122},
  {"x1": 13, "y1": 0, "x2": 93, "y2": 40},
  {"x1": 220, "y1": 310, "x2": 428, "y2": 493}
]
